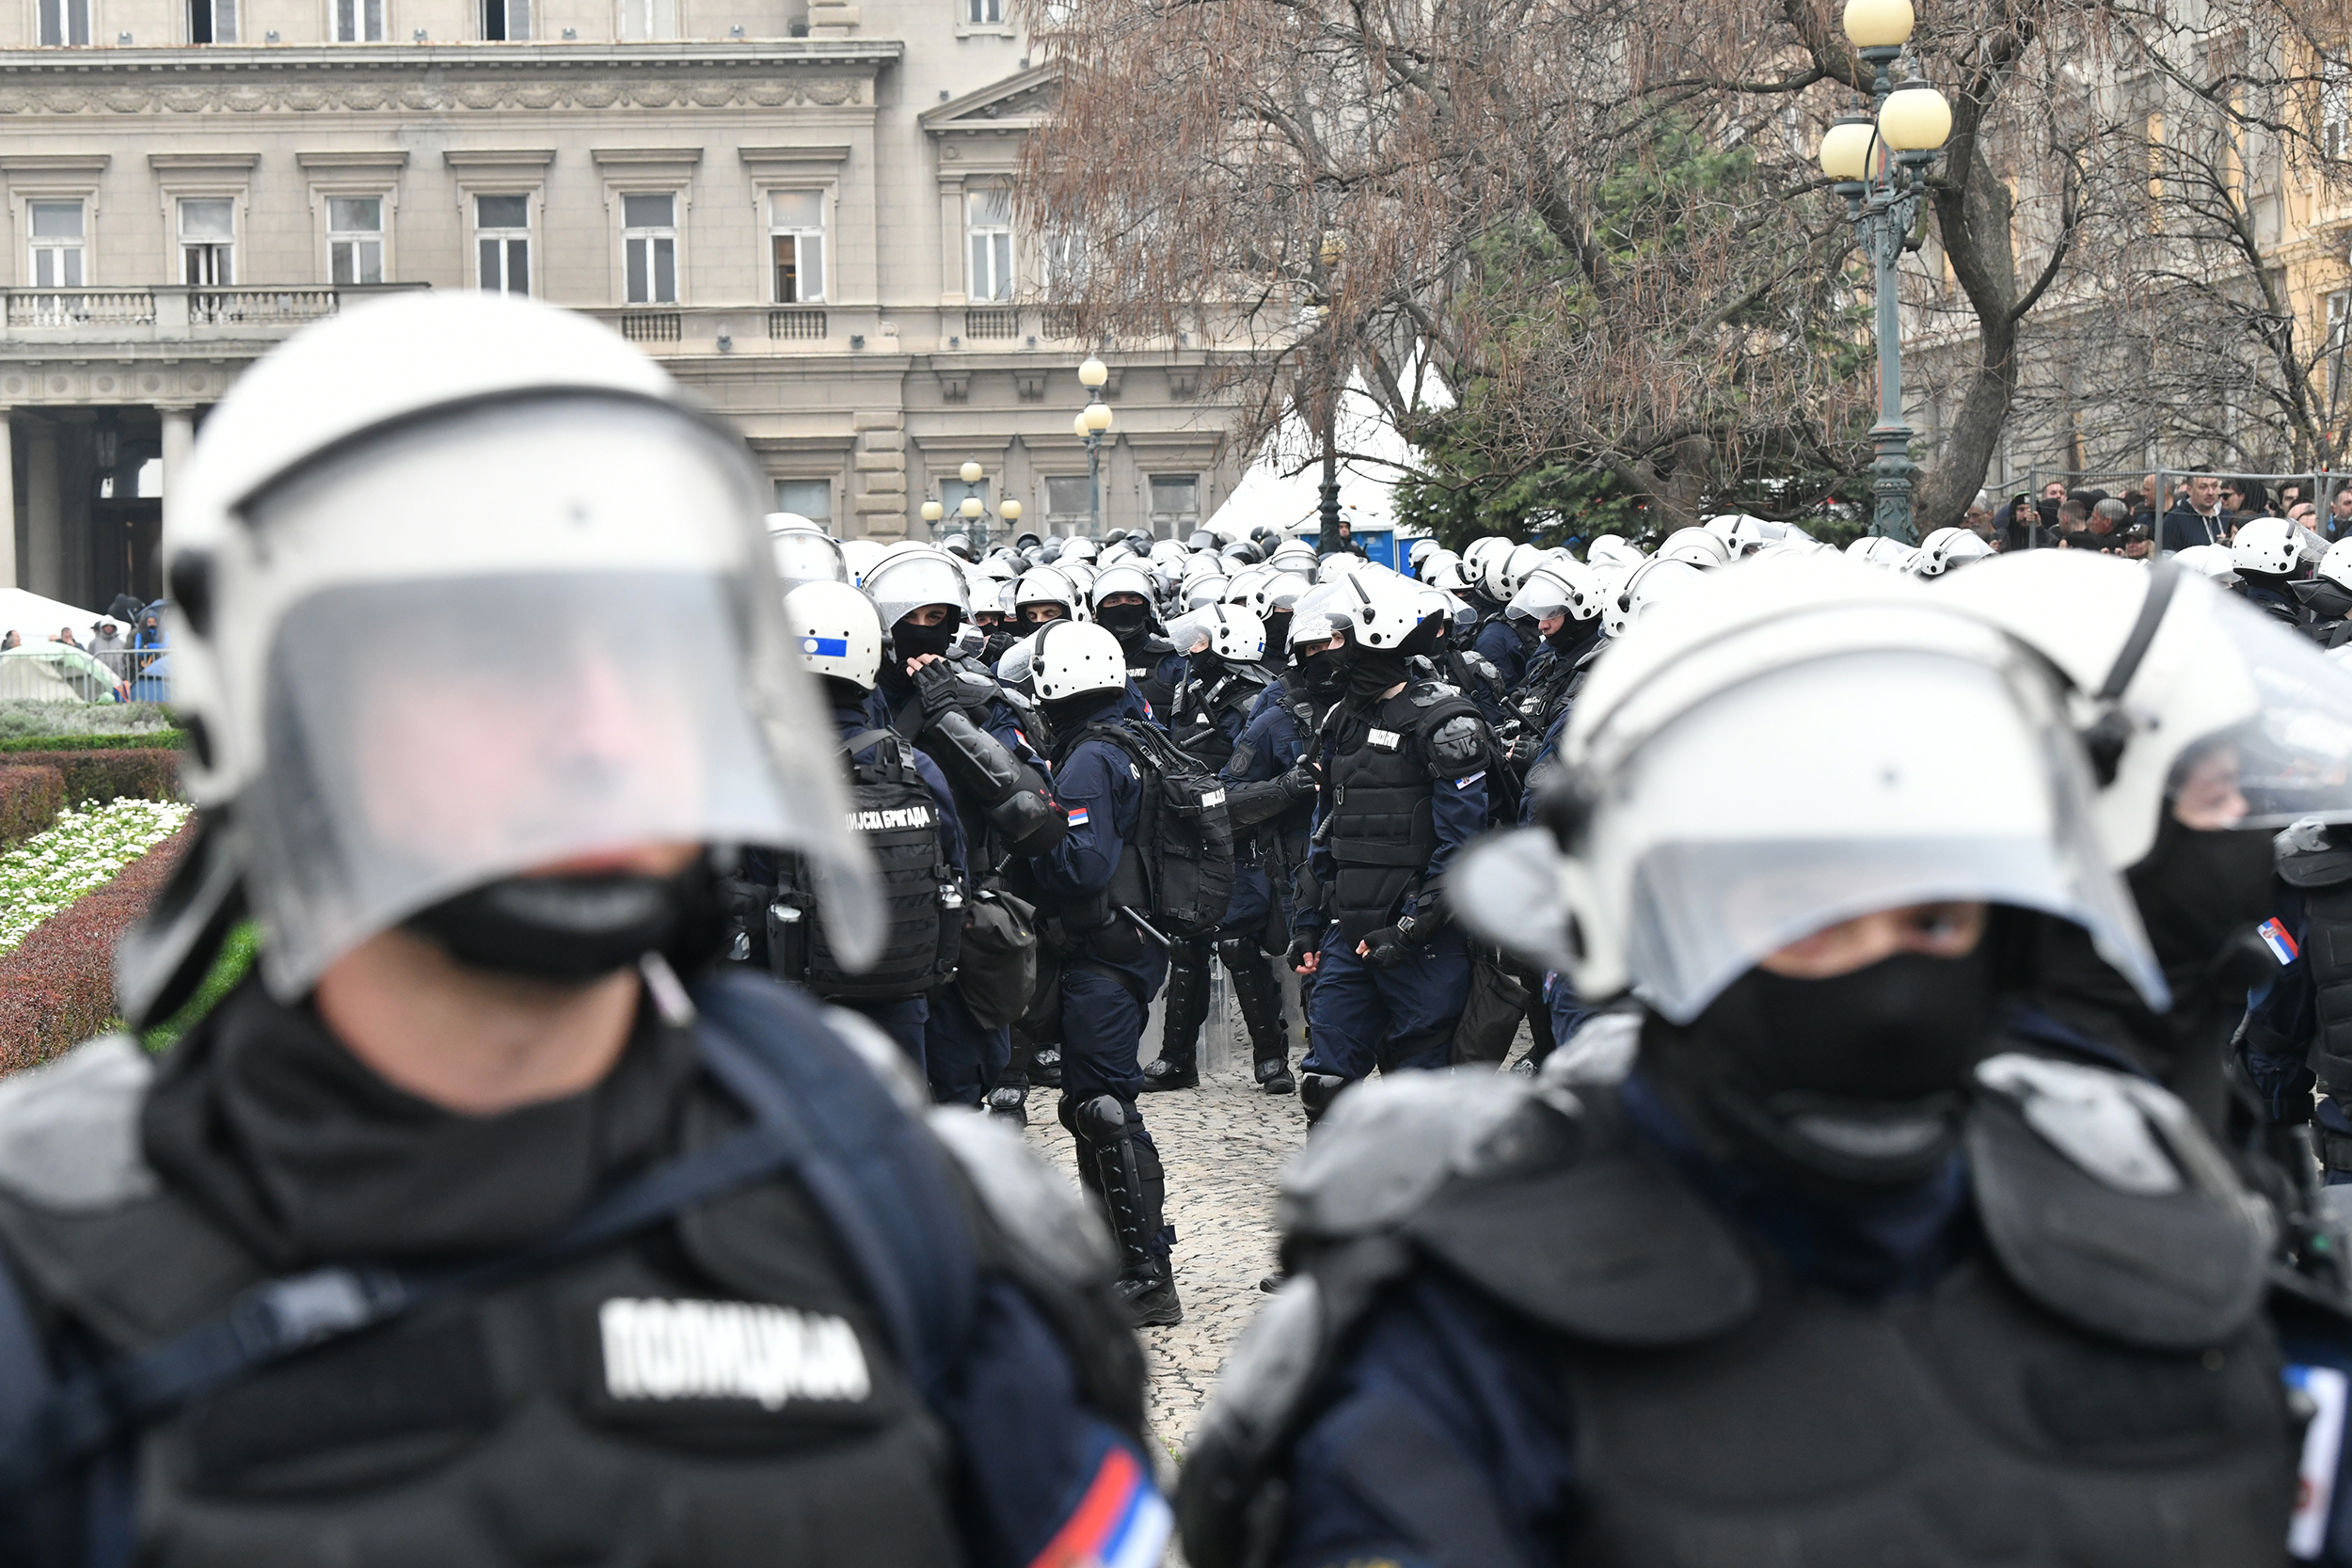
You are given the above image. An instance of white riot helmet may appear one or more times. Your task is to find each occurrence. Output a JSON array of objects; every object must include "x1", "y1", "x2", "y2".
[
  {"x1": 1223, "y1": 564, "x2": 1277, "y2": 614},
  {"x1": 784, "y1": 580, "x2": 883, "y2": 689},
  {"x1": 768, "y1": 519, "x2": 849, "y2": 598},
  {"x1": 1330, "y1": 564, "x2": 1439, "y2": 649},
  {"x1": 1611, "y1": 557, "x2": 1707, "y2": 637},
  {"x1": 1427, "y1": 552, "x2": 1476, "y2": 594},
  {"x1": 1937, "y1": 550, "x2": 2352, "y2": 870},
  {"x1": 1029, "y1": 618, "x2": 1128, "y2": 702},
  {"x1": 1586, "y1": 533, "x2": 1645, "y2": 568},
  {"x1": 862, "y1": 545, "x2": 971, "y2": 635},
  {"x1": 1448, "y1": 556, "x2": 2164, "y2": 1025},
  {"x1": 1177, "y1": 603, "x2": 1268, "y2": 662},
  {"x1": 2232, "y1": 515, "x2": 2307, "y2": 578},
  {"x1": 1286, "y1": 580, "x2": 1348, "y2": 651},
  {"x1": 1406, "y1": 537, "x2": 1439, "y2": 574},
  {"x1": 1089, "y1": 561, "x2": 1160, "y2": 614},
  {"x1": 1462, "y1": 535, "x2": 1512, "y2": 579},
  {"x1": 1060, "y1": 535, "x2": 1100, "y2": 565},
  {"x1": 1186, "y1": 576, "x2": 1232, "y2": 610},
  {"x1": 838, "y1": 538, "x2": 885, "y2": 588},
  {"x1": 1717, "y1": 515, "x2": 1788, "y2": 557},
  {"x1": 1912, "y1": 526, "x2": 1994, "y2": 578},
  {"x1": 1269, "y1": 539, "x2": 1319, "y2": 573},
  {"x1": 138, "y1": 291, "x2": 874, "y2": 1014},
  {"x1": 1846, "y1": 535, "x2": 1914, "y2": 571},
  {"x1": 2172, "y1": 544, "x2": 2240, "y2": 587},
  {"x1": 1506, "y1": 557, "x2": 1607, "y2": 626},
  {"x1": 2318, "y1": 539, "x2": 2352, "y2": 594},
  {"x1": 1416, "y1": 547, "x2": 1456, "y2": 586},
  {"x1": 1315, "y1": 552, "x2": 1366, "y2": 585},
  {"x1": 1013, "y1": 565, "x2": 1080, "y2": 623},
  {"x1": 1656, "y1": 528, "x2": 1733, "y2": 569},
  {"x1": 1479, "y1": 541, "x2": 1542, "y2": 604},
  {"x1": 1261, "y1": 571, "x2": 1311, "y2": 615}
]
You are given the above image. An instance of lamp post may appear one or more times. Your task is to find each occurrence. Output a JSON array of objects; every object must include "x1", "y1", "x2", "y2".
[
  {"x1": 932, "y1": 457, "x2": 1018, "y2": 556},
  {"x1": 1817, "y1": 0, "x2": 1951, "y2": 545},
  {"x1": 1313, "y1": 230, "x2": 1344, "y2": 557},
  {"x1": 1076, "y1": 356, "x2": 1114, "y2": 537}
]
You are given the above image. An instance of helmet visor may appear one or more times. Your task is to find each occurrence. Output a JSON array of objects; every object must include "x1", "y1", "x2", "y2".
[
  {"x1": 1588, "y1": 652, "x2": 2160, "y2": 1022},
  {"x1": 865, "y1": 550, "x2": 970, "y2": 632},
  {"x1": 230, "y1": 400, "x2": 873, "y2": 998},
  {"x1": 1507, "y1": 571, "x2": 1578, "y2": 624},
  {"x1": 2180, "y1": 606, "x2": 2352, "y2": 830},
  {"x1": 771, "y1": 530, "x2": 847, "y2": 597}
]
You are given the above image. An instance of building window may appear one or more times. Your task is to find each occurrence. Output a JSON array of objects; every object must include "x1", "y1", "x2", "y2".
[
  {"x1": 180, "y1": 198, "x2": 234, "y2": 287},
  {"x1": 481, "y1": 0, "x2": 526, "y2": 39},
  {"x1": 966, "y1": 187, "x2": 1013, "y2": 303},
  {"x1": 941, "y1": 477, "x2": 990, "y2": 517},
  {"x1": 965, "y1": 0, "x2": 1000, "y2": 20},
  {"x1": 623, "y1": 193, "x2": 677, "y2": 305},
  {"x1": 770, "y1": 191, "x2": 826, "y2": 304},
  {"x1": 775, "y1": 479, "x2": 831, "y2": 521},
  {"x1": 1044, "y1": 474, "x2": 1093, "y2": 533},
  {"x1": 2328, "y1": 55, "x2": 2351, "y2": 163},
  {"x1": 38, "y1": 0, "x2": 89, "y2": 45},
  {"x1": 2331, "y1": 291, "x2": 2350, "y2": 406},
  {"x1": 28, "y1": 200, "x2": 84, "y2": 288},
  {"x1": 476, "y1": 193, "x2": 530, "y2": 295},
  {"x1": 334, "y1": 0, "x2": 384, "y2": 40},
  {"x1": 1149, "y1": 474, "x2": 1200, "y2": 537},
  {"x1": 328, "y1": 197, "x2": 384, "y2": 285},
  {"x1": 618, "y1": 0, "x2": 674, "y2": 39},
  {"x1": 188, "y1": 0, "x2": 235, "y2": 41}
]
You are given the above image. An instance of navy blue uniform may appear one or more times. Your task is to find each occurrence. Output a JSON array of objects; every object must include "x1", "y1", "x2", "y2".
[{"x1": 1472, "y1": 613, "x2": 1531, "y2": 696}]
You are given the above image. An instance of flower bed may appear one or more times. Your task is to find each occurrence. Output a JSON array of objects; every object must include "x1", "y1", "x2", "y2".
[
  {"x1": 0, "y1": 813, "x2": 195, "y2": 1074},
  {"x1": 1, "y1": 798, "x2": 194, "y2": 957}
]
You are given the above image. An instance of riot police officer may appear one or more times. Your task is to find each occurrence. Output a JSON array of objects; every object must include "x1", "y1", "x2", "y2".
[
  {"x1": 0, "y1": 293, "x2": 1168, "y2": 1568},
  {"x1": 1144, "y1": 605, "x2": 1280, "y2": 1093},
  {"x1": 1024, "y1": 619, "x2": 1183, "y2": 1327},
  {"x1": 1182, "y1": 554, "x2": 2341, "y2": 1568},
  {"x1": 1090, "y1": 562, "x2": 1187, "y2": 723},
  {"x1": 1286, "y1": 567, "x2": 1492, "y2": 1119}
]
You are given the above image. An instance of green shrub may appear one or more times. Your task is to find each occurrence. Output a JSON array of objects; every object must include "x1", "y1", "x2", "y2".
[
  {"x1": 0, "y1": 729, "x2": 183, "y2": 755},
  {"x1": 0, "y1": 749, "x2": 179, "y2": 804},
  {"x1": 0, "y1": 765, "x2": 64, "y2": 847},
  {"x1": 0, "y1": 700, "x2": 177, "y2": 740},
  {"x1": 0, "y1": 820, "x2": 194, "y2": 1075}
]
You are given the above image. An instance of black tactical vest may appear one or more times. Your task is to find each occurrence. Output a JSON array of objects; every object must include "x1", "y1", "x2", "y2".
[
  {"x1": 2307, "y1": 880, "x2": 2352, "y2": 1095},
  {"x1": 1120, "y1": 635, "x2": 1179, "y2": 721},
  {"x1": 1324, "y1": 683, "x2": 1476, "y2": 939},
  {"x1": 1169, "y1": 664, "x2": 1269, "y2": 775}
]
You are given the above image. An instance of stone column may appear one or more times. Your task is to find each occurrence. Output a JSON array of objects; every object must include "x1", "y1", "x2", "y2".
[
  {"x1": 850, "y1": 409, "x2": 909, "y2": 541},
  {"x1": 24, "y1": 420, "x2": 61, "y2": 602},
  {"x1": 159, "y1": 405, "x2": 196, "y2": 532},
  {"x1": 0, "y1": 414, "x2": 15, "y2": 591}
]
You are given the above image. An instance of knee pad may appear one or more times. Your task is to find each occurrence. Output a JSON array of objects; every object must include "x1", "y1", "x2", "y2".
[
  {"x1": 1055, "y1": 1094, "x2": 1080, "y2": 1137},
  {"x1": 1073, "y1": 1092, "x2": 1131, "y2": 1146},
  {"x1": 1216, "y1": 934, "x2": 1263, "y2": 969},
  {"x1": 1299, "y1": 1072, "x2": 1349, "y2": 1120}
]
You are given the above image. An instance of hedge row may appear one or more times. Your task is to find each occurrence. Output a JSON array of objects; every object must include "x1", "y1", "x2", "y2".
[
  {"x1": 0, "y1": 750, "x2": 179, "y2": 806},
  {"x1": 0, "y1": 765, "x2": 64, "y2": 848},
  {"x1": 0, "y1": 819, "x2": 194, "y2": 1075},
  {"x1": 0, "y1": 730, "x2": 183, "y2": 755}
]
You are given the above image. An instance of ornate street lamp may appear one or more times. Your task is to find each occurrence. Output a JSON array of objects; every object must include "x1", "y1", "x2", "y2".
[
  {"x1": 930, "y1": 457, "x2": 1017, "y2": 555},
  {"x1": 1819, "y1": 0, "x2": 1951, "y2": 544},
  {"x1": 1076, "y1": 356, "x2": 1114, "y2": 537},
  {"x1": 1313, "y1": 231, "x2": 1344, "y2": 557}
]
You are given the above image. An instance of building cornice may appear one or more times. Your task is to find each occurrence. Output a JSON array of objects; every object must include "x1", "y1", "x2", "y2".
[{"x1": 0, "y1": 41, "x2": 899, "y2": 116}]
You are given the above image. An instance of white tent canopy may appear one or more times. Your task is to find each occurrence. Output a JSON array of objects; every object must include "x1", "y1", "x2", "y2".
[
  {"x1": 1203, "y1": 372, "x2": 1432, "y2": 543},
  {"x1": 0, "y1": 587, "x2": 107, "y2": 646}
]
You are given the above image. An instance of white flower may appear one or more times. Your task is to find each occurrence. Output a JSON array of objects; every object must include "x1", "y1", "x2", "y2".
[{"x1": 0, "y1": 798, "x2": 194, "y2": 956}]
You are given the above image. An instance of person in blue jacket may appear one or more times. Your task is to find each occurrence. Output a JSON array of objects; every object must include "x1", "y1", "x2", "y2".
[{"x1": 1023, "y1": 617, "x2": 1183, "y2": 1328}]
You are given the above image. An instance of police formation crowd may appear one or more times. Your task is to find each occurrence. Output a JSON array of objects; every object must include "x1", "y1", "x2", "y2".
[{"x1": 10, "y1": 293, "x2": 2352, "y2": 1567}]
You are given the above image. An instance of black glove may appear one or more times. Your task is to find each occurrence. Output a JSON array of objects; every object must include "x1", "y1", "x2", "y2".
[
  {"x1": 1358, "y1": 925, "x2": 1412, "y2": 967},
  {"x1": 1284, "y1": 932, "x2": 1321, "y2": 971},
  {"x1": 912, "y1": 657, "x2": 965, "y2": 721},
  {"x1": 1277, "y1": 763, "x2": 1319, "y2": 801}
]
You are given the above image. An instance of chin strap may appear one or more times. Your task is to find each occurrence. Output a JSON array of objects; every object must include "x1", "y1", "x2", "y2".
[{"x1": 2080, "y1": 559, "x2": 2181, "y2": 787}]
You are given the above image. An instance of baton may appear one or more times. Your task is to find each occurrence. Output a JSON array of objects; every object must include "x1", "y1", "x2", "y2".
[{"x1": 1118, "y1": 905, "x2": 1175, "y2": 951}]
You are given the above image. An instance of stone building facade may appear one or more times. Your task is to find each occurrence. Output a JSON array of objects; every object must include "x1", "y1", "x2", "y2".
[{"x1": 0, "y1": 1, "x2": 1243, "y2": 612}]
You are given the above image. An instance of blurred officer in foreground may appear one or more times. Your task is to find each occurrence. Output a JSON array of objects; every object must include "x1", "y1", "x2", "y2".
[
  {"x1": 0, "y1": 293, "x2": 1165, "y2": 1568},
  {"x1": 1183, "y1": 554, "x2": 2351, "y2": 1568}
]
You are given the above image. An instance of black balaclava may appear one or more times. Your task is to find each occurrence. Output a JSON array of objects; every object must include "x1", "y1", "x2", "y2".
[
  {"x1": 1546, "y1": 613, "x2": 1601, "y2": 660},
  {"x1": 1262, "y1": 610, "x2": 1293, "y2": 659},
  {"x1": 1097, "y1": 599, "x2": 1153, "y2": 643},
  {"x1": 2126, "y1": 813, "x2": 2278, "y2": 980},
  {"x1": 891, "y1": 610, "x2": 959, "y2": 664},
  {"x1": 1042, "y1": 687, "x2": 1123, "y2": 738},
  {"x1": 1341, "y1": 639, "x2": 1412, "y2": 702},
  {"x1": 405, "y1": 856, "x2": 721, "y2": 985},
  {"x1": 1645, "y1": 944, "x2": 1997, "y2": 1190},
  {"x1": 1295, "y1": 648, "x2": 1343, "y2": 700}
]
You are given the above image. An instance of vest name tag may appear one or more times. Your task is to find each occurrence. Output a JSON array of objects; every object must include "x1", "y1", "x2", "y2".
[
  {"x1": 849, "y1": 805, "x2": 931, "y2": 832},
  {"x1": 1200, "y1": 787, "x2": 1227, "y2": 807},
  {"x1": 1367, "y1": 728, "x2": 1403, "y2": 750},
  {"x1": 599, "y1": 1298, "x2": 872, "y2": 1410}
]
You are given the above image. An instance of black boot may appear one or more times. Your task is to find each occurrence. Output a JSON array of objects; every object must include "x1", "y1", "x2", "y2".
[
  {"x1": 1142, "y1": 942, "x2": 1208, "y2": 1092},
  {"x1": 1299, "y1": 1071, "x2": 1349, "y2": 1125},
  {"x1": 1073, "y1": 1094, "x2": 1184, "y2": 1328},
  {"x1": 1222, "y1": 938, "x2": 1292, "y2": 1094},
  {"x1": 1030, "y1": 1047, "x2": 1063, "y2": 1089},
  {"x1": 985, "y1": 1085, "x2": 1027, "y2": 1127}
]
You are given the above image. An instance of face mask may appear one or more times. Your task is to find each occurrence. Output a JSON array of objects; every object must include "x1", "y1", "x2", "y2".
[
  {"x1": 1097, "y1": 603, "x2": 1152, "y2": 641},
  {"x1": 405, "y1": 858, "x2": 715, "y2": 984},
  {"x1": 1342, "y1": 642, "x2": 1411, "y2": 702},
  {"x1": 1646, "y1": 948, "x2": 1995, "y2": 1186},
  {"x1": 1297, "y1": 652, "x2": 1343, "y2": 699},
  {"x1": 2125, "y1": 816, "x2": 2277, "y2": 982},
  {"x1": 1261, "y1": 611, "x2": 1292, "y2": 654},
  {"x1": 1546, "y1": 617, "x2": 1597, "y2": 657},
  {"x1": 893, "y1": 617, "x2": 957, "y2": 661}
]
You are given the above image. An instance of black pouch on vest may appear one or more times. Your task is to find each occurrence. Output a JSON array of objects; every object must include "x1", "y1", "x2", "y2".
[{"x1": 956, "y1": 889, "x2": 1040, "y2": 1030}]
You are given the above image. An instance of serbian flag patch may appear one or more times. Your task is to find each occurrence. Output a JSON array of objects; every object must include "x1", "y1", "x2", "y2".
[
  {"x1": 1028, "y1": 1442, "x2": 1170, "y2": 1568},
  {"x1": 2261, "y1": 918, "x2": 2301, "y2": 965},
  {"x1": 1064, "y1": 807, "x2": 1090, "y2": 829}
]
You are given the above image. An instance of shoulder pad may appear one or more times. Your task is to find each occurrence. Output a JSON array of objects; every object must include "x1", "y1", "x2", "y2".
[
  {"x1": 0, "y1": 1035, "x2": 160, "y2": 1212},
  {"x1": 1471, "y1": 656, "x2": 1499, "y2": 682},
  {"x1": 1279, "y1": 1073, "x2": 1578, "y2": 1240},
  {"x1": 1969, "y1": 1053, "x2": 2270, "y2": 1350},
  {"x1": 821, "y1": 1006, "x2": 930, "y2": 1117},
  {"x1": 1426, "y1": 712, "x2": 1490, "y2": 772},
  {"x1": 925, "y1": 1108, "x2": 1117, "y2": 1290},
  {"x1": 1405, "y1": 678, "x2": 1454, "y2": 708},
  {"x1": 1537, "y1": 1009, "x2": 1641, "y2": 1087}
]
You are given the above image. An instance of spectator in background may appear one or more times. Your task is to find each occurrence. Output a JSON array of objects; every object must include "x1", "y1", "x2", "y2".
[
  {"x1": 2162, "y1": 467, "x2": 2230, "y2": 551},
  {"x1": 2222, "y1": 477, "x2": 2270, "y2": 522},
  {"x1": 0, "y1": 631, "x2": 17, "y2": 651},
  {"x1": 52, "y1": 626, "x2": 80, "y2": 649},
  {"x1": 1965, "y1": 492, "x2": 1996, "y2": 540},
  {"x1": 87, "y1": 619, "x2": 128, "y2": 674},
  {"x1": 135, "y1": 610, "x2": 166, "y2": 649},
  {"x1": 2054, "y1": 498, "x2": 2092, "y2": 547},
  {"x1": 105, "y1": 592, "x2": 143, "y2": 626},
  {"x1": 2331, "y1": 483, "x2": 2352, "y2": 542},
  {"x1": 2086, "y1": 498, "x2": 2131, "y2": 553},
  {"x1": 2041, "y1": 480, "x2": 2069, "y2": 502},
  {"x1": 2283, "y1": 482, "x2": 2312, "y2": 515}
]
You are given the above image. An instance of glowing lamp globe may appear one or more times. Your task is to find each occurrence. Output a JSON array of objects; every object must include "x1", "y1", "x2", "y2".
[
  {"x1": 1083, "y1": 402, "x2": 1115, "y2": 434},
  {"x1": 921, "y1": 500, "x2": 945, "y2": 524},
  {"x1": 961, "y1": 497, "x2": 983, "y2": 519},
  {"x1": 1073, "y1": 413, "x2": 1092, "y2": 437},
  {"x1": 1879, "y1": 83, "x2": 1952, "y2": 151},
  {"x1": 1818, "y1": 117, "x2": 1878, "y2": 182},
  {"x1": 1001, "y1": 499, "x2": 1023, "y2": 522},
  {"x1": 1841, "y1": 0, "x2": 1913, "y2": 47},
  {"x1": 1078, "y1": 356, "x2": 1109, "y2": 388},
  {"x1": 960, "y1": 459, "x2": 984, "y2": 485}
]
